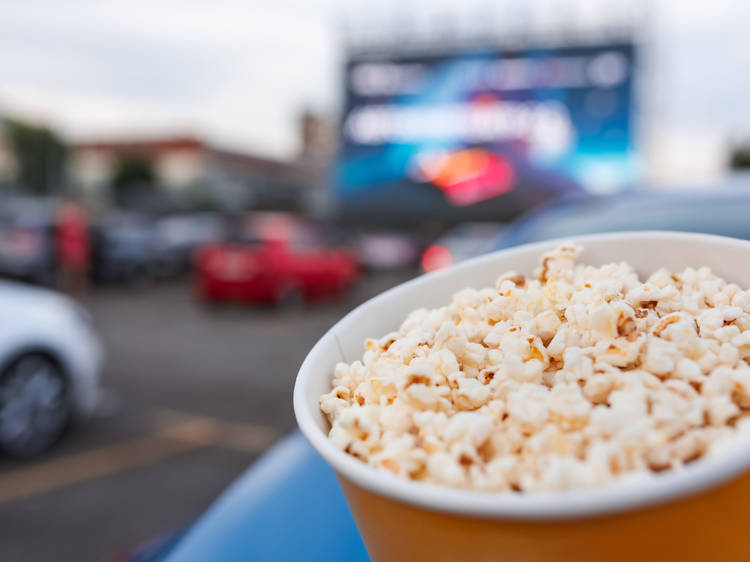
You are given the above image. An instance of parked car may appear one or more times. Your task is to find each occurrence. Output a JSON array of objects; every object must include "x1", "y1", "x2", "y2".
[
  {"x1": 0, "y1": 281, "x2": 102, "y2": 456},
  {"x1": 355, "y1": 232, "x2": 421, "y2": 270},
  {"x1": 420, "y1": 222, "x2": 507, "y2": 273},
  {"x1": 194, "y1": 213, "x2": 359, "y2": 305},
  {"x1": 495, "y1": 187, "x2": 750, "y2": 250},
  {"x1": 154, "y1": 212, "x2": 227, "y2": 277},
  {"x1": 0, "y1": 197, "x2": 58, "y2": 285},
  {"x1": 91, "y1": 213, "x2": 162, "y2": 285},
  {"x1": 195, "y1": 239, "x2": 359, "y2": 305}
]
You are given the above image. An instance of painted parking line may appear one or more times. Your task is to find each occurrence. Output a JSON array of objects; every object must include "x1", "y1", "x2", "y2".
[
  {"x1": 0, "y1": 433, "x2": 198, "y2": 505},
  {"x1": 154, "y1": 409, "x2": 279, "y2": 453},
  {"x1": 0, "y1": 410, "x2": 278, "y2": 505}
]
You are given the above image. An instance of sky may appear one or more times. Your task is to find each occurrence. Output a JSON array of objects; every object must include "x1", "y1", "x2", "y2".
[{"x1": 0, "y1": 0, "x2": 749, "y2": 161}]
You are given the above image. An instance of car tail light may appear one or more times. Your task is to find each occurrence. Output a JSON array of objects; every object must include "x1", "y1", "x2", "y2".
[
  {"x1": 2, "y1": 227, "x2": 41, "y2": 256},
  {"x1": 421, "y1": 244, "x2": 452, "y2": 273}
]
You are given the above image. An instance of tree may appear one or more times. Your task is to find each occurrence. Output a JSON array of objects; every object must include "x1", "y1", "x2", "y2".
[
  {"x1": 111, "y1": 157, "x2": 157, "y2": 206},
  {"x1": 5, "y1": 119, "x2": 68, "y2": 195},
  {"x1": 112, "y1": 157, "x2": 156, "y2": 189},
  {"x1": 730, "y1": 144, "x2": 750, "y2": 170}
]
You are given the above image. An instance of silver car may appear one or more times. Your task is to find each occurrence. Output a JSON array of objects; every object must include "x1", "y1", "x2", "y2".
[{"x1": 0, "y1": 281, "x2": 102, "y2": 456}]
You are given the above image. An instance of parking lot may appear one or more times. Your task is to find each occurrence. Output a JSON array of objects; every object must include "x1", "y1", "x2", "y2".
[{"x1": 0, "y1": 270, "x2": 416, "y2": 562}]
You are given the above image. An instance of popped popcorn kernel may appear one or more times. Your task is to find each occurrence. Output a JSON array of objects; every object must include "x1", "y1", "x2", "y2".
[{"x1": 320, "y1": 245, "x2": 750, "y2": 492}]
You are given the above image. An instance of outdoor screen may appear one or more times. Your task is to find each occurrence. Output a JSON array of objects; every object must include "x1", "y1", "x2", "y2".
[{"x1": 336, "y1": 43, "x2": 636, "y2": 223}]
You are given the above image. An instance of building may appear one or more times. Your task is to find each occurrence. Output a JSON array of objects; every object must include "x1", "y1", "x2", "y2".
[{"x1": 71, "y1": 136, "x2": 309, "y2": 211}]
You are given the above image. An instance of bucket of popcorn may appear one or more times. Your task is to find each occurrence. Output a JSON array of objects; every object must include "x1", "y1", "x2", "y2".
[{"x1": 294, "y1": 231, "x2": 750, "y2": 562}]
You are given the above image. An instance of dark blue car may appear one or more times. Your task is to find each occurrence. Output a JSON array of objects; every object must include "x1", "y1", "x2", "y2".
[{"x1": 496, "y1": 186, "x2": 750, "y2": 249}]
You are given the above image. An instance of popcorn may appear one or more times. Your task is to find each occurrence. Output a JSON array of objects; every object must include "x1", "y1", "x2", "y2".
[
  {"x1": 642, "y1": 338, "x2": 678, "y2": 376},
  {"x1": 320, "y1": 245, "x2": 750, "y2": 493},
  {"x1": 674, "y1": 358, "x2": 704, "y2": 382},
  {"x1": 582, "y1": 373, "x2": 614, "y2": 404},
  {"x1": 454, "y1": 378, "x2": 491, "y2": 410},
  {"x1": 547, "y1": 383, "x2": 592, "y2": 428},
  {"x1": 507, "y1": 383, "x2": 550, "y2": 431}
]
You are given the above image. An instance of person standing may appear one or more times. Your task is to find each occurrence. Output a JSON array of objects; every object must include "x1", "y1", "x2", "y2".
[{"x1": 56, "y1": 201, "x2": 91, "y2": 294}]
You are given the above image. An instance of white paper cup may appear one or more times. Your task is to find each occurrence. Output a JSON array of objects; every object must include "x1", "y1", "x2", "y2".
[{"x1": 294, "y1": 231, "x2": 750, "y2": 562}]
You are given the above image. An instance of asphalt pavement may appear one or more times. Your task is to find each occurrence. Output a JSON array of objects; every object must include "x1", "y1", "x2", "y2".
[{"x1": 0, "y1": 269, "x2": 417, "y2": 562}]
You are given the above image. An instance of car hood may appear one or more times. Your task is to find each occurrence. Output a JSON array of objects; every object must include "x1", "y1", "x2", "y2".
[{"x1": 0, "y1": 280, "x2": 74, "y2": 321}]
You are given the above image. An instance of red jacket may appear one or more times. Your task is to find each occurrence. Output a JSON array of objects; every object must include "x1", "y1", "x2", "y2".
[{"x1": 56, "y1": 203, "x2": 90, "y2": 270}]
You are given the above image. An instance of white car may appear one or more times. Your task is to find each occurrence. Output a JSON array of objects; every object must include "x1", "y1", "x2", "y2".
[{"x1": 0, "y1": 280, "x2": 102, "y2": 456}]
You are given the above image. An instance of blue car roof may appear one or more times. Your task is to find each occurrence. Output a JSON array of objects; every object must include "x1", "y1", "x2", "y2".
[{"x1": 163, "y1": 432, "x2": 369, "y2": 562}]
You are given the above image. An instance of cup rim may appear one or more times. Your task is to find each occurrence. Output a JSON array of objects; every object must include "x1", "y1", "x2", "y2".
[{"x1": 294, "y1": 231, "x2": 750, "y2": 520}]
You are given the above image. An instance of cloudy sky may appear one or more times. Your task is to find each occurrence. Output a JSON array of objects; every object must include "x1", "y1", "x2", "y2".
[{"x1": 1, "y1": 0, "x2": 748, "y2": 160}]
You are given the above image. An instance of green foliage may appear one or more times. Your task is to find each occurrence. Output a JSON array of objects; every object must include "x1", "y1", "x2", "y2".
[
  {"x1": 730, "y1": 145, "x2": 750, "y2": 170},
  {"x1": 112, "y1": 157, "x2": 157, "y2": 190},
  {"x1": 110, "y1": 157, "x2": 159, "y2": 206},
  {"x1": 5, "y1": 119, "x2": 68, "y2": 195}
]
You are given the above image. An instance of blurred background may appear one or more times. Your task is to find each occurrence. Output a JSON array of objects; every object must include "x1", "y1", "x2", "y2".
[{"x1": 1, "y1": 0, "x2": 749, "y2": 560}]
